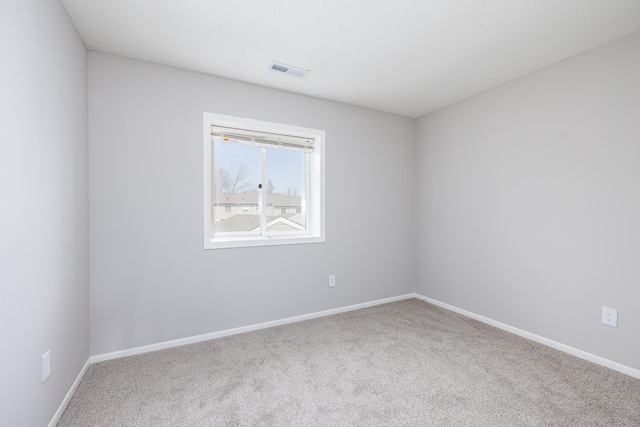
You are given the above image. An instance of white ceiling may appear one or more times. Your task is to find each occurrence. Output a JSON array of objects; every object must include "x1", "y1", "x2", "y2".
[{"x1": 60, "y1": 0, "x2": 640, "y2": 118}]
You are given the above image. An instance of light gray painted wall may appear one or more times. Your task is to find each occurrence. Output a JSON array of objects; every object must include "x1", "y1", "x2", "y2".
[
  {"x1": 415, "y1": 31, "x2": 640, "y2": 370},
  {"x1": 0, "y1": 1, "x2": 89, "y2": 426},
  {"x1": 88, "y1": 52, "x2": 415, "y2": 356}
]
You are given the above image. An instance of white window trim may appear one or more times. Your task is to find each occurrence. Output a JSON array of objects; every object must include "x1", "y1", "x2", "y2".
[{"x1": 203, "y1": 112, "x2": 325, "y2": 249}]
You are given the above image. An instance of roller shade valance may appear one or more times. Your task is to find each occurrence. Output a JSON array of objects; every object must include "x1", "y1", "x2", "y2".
[{"x1": 211, "y1": 125, "x2": 315, "y2": 153}]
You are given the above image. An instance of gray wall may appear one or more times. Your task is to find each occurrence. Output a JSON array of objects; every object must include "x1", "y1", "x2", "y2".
[
  {"x1": 0, "y1": 1, "x2": 89, "y2": 426},
  {"x1": 88, "y1": 52, "x2": 415, "y2": 356},
  {"x1": 415, "y1": 31, "x2": 640, "y2": 370},
  {"x1": 3, "y1": 6, "x2": 637, "y2": 422}
]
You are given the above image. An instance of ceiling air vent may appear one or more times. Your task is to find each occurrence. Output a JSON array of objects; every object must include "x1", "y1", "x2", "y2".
[{"x1": 268, "y1": 61, "x2": 309, "y2": 77}]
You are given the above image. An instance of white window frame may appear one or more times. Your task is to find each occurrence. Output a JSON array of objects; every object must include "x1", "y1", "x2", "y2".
[{"x1": 203, "y1": 112, "x2": 325, "y2": 249}]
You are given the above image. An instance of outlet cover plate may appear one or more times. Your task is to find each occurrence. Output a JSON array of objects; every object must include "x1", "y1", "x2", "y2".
[
  {"x1": 41, "y1": 350, "x2": 51, "y2": 383},
  {"x1": 329, "y1": 275, "x2": 336, "y2": 287},
  {"x1": 601, "y1": 306, "x2": 618, "y2": 327}
]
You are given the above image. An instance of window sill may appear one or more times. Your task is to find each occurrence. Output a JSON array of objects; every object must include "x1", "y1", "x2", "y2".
[{"x1": 204, "y1": 234, "x2": 325, "y2": 250}]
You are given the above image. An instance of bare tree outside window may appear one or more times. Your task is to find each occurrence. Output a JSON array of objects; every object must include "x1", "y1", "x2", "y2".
[{"x1": 214, "y1": 163, "x2": 254, "y2": 193}]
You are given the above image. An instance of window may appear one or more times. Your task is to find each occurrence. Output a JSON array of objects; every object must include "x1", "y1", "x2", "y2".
[{"x1": 203, "y1": 113, "x2": 325, "y2": 249}]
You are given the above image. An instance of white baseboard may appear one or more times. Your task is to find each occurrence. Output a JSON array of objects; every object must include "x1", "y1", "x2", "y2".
[
  {"x1": 48, "y1": 357, "x2": 91, "y2": 427},
  {"x1": 412, "y1": 293, "x2": 640, "y2": 379},
  {"x1": 91, "y1": 293, "x2": 415, "y2": 363}
]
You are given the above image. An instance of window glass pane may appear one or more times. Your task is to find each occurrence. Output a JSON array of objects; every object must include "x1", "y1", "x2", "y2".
[
  {"x1": 266, "y1": 148, "x2": 306, "y2": 232},
  {"x1": 212, "y1": 140, "x2": 260, "y2": 233}
]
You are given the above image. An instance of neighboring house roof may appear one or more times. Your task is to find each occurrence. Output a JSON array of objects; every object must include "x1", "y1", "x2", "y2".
[
  {"x1": 288, "y1": 213, "x2": 305, "y2": 226},
  {"x1": 258, "y1": 217, "x2": 305, "y2": 231},
  {"x1": 215, "y1": 192, "x2": 301, "y2": 206},
  {"x1": 214, "y1": 214, "x2": 261, "y2": 232},
  {"x1": 214, "y1": 214, "x2": 304, "y2": 233}
]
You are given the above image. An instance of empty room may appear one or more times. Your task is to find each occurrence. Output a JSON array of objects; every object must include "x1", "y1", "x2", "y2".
[{"x1": 2, "y1": 1, "x2": 640, "y2": 426}]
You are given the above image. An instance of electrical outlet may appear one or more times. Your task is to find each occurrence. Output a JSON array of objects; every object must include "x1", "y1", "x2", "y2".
[
  {"x1": 329, "y1": 275, "x2": 336, "y2": 288},
  {"x1": 41, "y1": 351, "x2": 51, "y2": 383},
  {"x1": 601, "y1": 307, "x2": 618, "y2": 327}
]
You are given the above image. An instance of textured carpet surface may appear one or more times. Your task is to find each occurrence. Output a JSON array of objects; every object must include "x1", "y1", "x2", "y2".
[{"x1": 58, "y1": 299, "x2": 640, "y2": 426}]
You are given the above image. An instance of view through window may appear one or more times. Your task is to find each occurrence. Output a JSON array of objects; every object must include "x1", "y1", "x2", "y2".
[
  {"x1": 212, "y1": 140, "x2": 307, "y2": 234},
  {"x1": 203, "y1": 113, "x2": 324, "y2": 249}
]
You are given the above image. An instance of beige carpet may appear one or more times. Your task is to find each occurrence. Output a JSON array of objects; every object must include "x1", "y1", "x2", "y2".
[{"x1": 58, "y1": 299, "x2": 640, "y2": 426}]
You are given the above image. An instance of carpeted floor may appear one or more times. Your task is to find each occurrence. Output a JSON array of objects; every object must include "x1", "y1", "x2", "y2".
[{"x1": 58, "y1": 299, "x2": 640, "y2": 426}]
